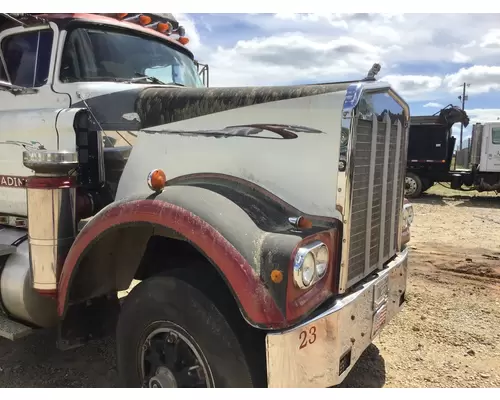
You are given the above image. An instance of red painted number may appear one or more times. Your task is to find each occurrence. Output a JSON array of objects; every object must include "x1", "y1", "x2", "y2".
[{"x1": 299, "y1": 326, "x2": 317, "y2": 350}]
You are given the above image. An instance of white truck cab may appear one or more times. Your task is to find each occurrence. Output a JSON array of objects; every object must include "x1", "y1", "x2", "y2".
[{"x1": 0, "y1": 13, "x2": 203, "y2": 217}]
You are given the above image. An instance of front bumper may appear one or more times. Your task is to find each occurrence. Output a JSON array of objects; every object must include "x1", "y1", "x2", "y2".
[{"x1": 265, "y1": 248, "x2": 408, "y2": 388}]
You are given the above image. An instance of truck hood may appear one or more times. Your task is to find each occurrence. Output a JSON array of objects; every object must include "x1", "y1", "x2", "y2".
[{"x1": 90, "y1": 83, "x2": 352, "y2": 218}]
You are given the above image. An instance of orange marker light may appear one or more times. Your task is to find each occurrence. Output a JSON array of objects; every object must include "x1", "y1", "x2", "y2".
[
  {"x1": 178, "y1": 37, "x2": 190, "y2": 45},
  {"x1": 147, "y1": 169, "x2": 167, "y2": 192},
  {"x1": 116, "y1": 13, "x2": 128, "y2": 20},
  {"x1": 270, "y1": 270, "x2": 283, "y2": 284},
  {"x1": 157, "y1": 22, "x2": 171, "y2": 33},
  {"x1": 297, "y1": 217, "x2": 313, "y2": 229},
  {"x1": 139, "y1": 15, "x2": 152, "y2": 25}
]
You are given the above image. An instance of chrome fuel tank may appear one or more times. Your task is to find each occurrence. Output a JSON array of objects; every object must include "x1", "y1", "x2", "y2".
[{"x1": 0, "y1": 226, "x2": 58, "y2": 328}]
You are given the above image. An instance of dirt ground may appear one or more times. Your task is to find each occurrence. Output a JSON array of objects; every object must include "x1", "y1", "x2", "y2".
[{"x1": 1, "y1": 186, "x2": 499, "y2": 387}]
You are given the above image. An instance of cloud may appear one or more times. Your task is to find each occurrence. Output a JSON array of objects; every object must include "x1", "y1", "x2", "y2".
[
  {"x1": 466, "y1": 108, "x2": 500, "y2": 122},
  {"x1": 177, "y1": 13, "x2": 500, "y2": 103},
  {"x1": 380, "y1": 74, "x2": 442, "y2": 100},
  {"x1": 444, "y1": 66, "x2": 500, "y2": 94},
  {"x1": 423, "y1": 102, "x2": 444, "y2": 108}
]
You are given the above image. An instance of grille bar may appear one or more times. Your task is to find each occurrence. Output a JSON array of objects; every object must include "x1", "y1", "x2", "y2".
[
  {"x1": 363, "y1": 114, "x2": 378, "y2": 274},
  {"x1": 378, "y1": 114, "x2": 391, "y2": 267},
  {"x1": 389, "y1": 121, "x2": 403, "y2": 253}
]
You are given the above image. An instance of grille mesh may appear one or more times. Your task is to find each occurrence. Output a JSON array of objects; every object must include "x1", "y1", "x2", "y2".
[{"x1": 347, "y1": 115, "x2": 405, "y2": 283}]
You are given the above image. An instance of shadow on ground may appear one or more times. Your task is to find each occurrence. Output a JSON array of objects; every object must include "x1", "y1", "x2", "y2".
[
  {"x1": 334, "y1": 344, "x2": 386, "y2": 388},
  {"x1": 0, "y1": 330, "x2": 386, "y2": 388},
  {"x1": 410, "y1": 193, "x2": 500, "y2": 209},
  {"x1": 0, "y1": 330, "x2": 118, "y2": 388}
]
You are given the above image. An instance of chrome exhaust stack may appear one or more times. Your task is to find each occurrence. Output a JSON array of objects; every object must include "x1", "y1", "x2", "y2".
[{"x1": 23, "y1": 150, "x2": 79, "y2": 295}]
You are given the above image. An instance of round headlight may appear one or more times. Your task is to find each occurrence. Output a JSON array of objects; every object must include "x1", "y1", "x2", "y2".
[
  {"x1": 302, "y1": 253, "x2": 315, "y2": 287},
  {"x1": 406, "y1": 206, "x2": 414, "y2": 225},
  {"x1": 315, "y1": 245, "x2": 329, "y2": 277}
]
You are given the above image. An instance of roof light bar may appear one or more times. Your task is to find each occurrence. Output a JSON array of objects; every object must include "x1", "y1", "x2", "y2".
[{"x1": 112, "y1": 13, "x2": 188, "y2": 45}]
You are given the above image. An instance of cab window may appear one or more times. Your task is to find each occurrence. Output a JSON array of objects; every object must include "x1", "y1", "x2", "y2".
[
  {"x1": 60, "y1": 27, "x2": 203, "y2": 88},
  {"x1": 492, "y1": 127, "x2": 500, "y2": 145},
  {"x1": 1, "y1": 30, "x2": 53, "y2": 87}
]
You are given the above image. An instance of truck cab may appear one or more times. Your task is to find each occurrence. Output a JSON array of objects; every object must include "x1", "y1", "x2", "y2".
[
  {"x1": 0, "y1": 13, "x2": 413, "y2": 388},
  {"x1": 0, "y1": 13, "x2": 207, "y2": 217}
]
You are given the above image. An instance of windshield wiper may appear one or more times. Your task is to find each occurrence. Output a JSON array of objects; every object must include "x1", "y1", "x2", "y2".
[{"x1": 132, "y1": 73, "x2": 167, "y2": 85}]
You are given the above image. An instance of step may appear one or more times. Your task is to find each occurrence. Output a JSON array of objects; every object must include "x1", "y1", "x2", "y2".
[{"x1": 0, "y1": 314, "x2": 33, "y2": 340}]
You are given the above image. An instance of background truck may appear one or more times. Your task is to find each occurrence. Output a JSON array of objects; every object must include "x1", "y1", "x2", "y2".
[
  {"x1": 0, "y1": 13, "x2": 413, "y2": 388},
  {"x1": 404, "y1": 105, "x2": 500, "y2": 198},
  {"x1": 404, "y1": 105, "x2": 470, "y2": 198}
]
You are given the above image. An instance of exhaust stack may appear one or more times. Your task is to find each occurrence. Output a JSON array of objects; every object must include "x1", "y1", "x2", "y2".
[{"x1": 23, "y1": 150, "x2": 78, "y2": 295}]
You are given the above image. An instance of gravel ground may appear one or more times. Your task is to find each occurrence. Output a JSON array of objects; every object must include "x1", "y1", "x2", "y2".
[{"x1": 1, "y1": 188, "x2": 499, "y2": 387}]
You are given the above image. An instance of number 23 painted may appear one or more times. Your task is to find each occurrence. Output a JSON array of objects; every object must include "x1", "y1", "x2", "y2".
[{"x1": 299, "y1": 326, "x2": 317, "y2": 350}]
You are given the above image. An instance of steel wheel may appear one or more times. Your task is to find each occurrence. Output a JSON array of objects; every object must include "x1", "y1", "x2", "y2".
[
  {"x1": 139, "y1": 322, "x2": 214, "y2": 388},
  {"x1": 404, "y1": 176, "x2": 417, "y2": 196},
  {"x1": 404, "y1": 173, "x2": 422, "y2": 198}
]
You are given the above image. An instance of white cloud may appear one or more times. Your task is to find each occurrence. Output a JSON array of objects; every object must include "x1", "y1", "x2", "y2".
[
  {"x1": 466, "y1": 108, "x2": 500, "y2": 122},
  {"x1": 178, "y1": 13, "x2": 500, "y2": 101},
  {"x1": 444, "y1": 66, "x2": 500, "y2": 94},
  {"x1": 452, "y1": 51, "x2": 470, "y2": 63},
  {"x1": 423, "y1": 102, "x2": 444, "y2": 108},
  {"x1": 380, "y1": 74, "x2": 442, "y2": 100}
]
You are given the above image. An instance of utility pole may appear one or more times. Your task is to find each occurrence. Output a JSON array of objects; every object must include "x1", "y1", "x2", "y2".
[{"x1": 457, "y1": 83, "x2": 470, "y2": 150}]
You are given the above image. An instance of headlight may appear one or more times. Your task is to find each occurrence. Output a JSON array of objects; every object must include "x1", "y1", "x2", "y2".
[
  {"x1": 293, "y1": 241, "x2": 330, "y2": 289},
  {"x1": 302, "y1": 253, "x2": 315, "y2": 286},
  {"x1": 402, "y1": 202, "x2": 414, "y2": 229},
  {"x1": 315, "y1": 245, "x2": 328, "y2": 277}
]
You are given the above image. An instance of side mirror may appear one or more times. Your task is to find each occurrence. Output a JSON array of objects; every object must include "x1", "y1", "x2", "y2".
[
  {"x1": 0, "y1": 80, "x2": 38, "y2": 96},
  {"x1": 195, "y1": 61, "x2": 209, "y2": 87}
]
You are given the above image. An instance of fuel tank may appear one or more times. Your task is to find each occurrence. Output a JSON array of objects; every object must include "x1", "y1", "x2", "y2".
[{"x1": 0, "y1": 226, "x2": 58, "y2": 328}]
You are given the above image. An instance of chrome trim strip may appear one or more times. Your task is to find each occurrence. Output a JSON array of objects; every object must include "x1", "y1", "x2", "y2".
[
  {"x1": 336, "y1": 80, "x2": 410, "y2": 293},
  {"x1": 378, "y1": 113, "x2": 391, "y2": 267},
  {"x1": 389, "y1": 120, "x2": 403, "y2": 253},
  {"x1": 364, "y1": 114, "x2": 378, "y2": 274}
]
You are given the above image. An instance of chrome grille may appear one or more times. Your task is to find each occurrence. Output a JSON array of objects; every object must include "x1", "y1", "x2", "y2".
[{"x1": 347, "y1": 113, "x2": 405, "y2": 284}]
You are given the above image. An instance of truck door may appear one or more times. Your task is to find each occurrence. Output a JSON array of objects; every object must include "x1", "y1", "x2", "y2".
[
  {"x1": 482, "y1": 123, "x2": 500, "y2": 173},
  {"x1": 0, "y1": 24, "x2": 70, "y2": 217}
]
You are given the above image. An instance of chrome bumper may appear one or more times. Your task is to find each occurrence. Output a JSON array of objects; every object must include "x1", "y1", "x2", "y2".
[{"x1": 265, "y1": 248, "x2": 408, "y2": 388}]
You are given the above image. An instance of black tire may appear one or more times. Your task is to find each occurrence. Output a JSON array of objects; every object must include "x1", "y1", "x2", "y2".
[
  {"x1": 405, "y1": 172, "x2": 423, "y2": 198},
  {"x1": 116, "y1": 272, "x2": 260, "y2": 388},
  {"x1": 421, "y1": 178, "x2": 431, "y2": 192}
]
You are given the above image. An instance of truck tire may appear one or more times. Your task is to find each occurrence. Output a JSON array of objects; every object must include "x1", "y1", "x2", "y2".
[
  {"x1": 405, "y1": 172, "x2": 423, "y2": 198},
  {"x1": 116, "y1": 272, "x2": 260, "y2": 388},
  {"x1": 421, "y1": 178, "x2": 433, "y2": 193}
]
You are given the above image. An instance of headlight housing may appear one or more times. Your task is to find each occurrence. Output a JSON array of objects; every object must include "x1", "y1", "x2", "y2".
[
  {"x1": 402, "y1": 201, "x2": 414, "y2": 230},
  {"x1": 293, "y1": 241, "x2": 330, "y2": 289}
]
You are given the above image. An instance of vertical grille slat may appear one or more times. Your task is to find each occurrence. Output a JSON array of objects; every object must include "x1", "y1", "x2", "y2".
[{"x1": 347, "y1": 111, "x2": 406, "y2": 285}]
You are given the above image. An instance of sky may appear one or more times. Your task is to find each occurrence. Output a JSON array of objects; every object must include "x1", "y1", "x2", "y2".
[{"x1": 175, "y1": 12, "x2": 500, "y2": 144}]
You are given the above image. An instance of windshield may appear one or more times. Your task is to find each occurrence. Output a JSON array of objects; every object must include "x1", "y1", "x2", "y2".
[{"x1": 60, "y1": 27, "x2": 203, "y2": 88}]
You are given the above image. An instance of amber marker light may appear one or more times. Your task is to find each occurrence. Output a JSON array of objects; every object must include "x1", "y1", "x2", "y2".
[
  {"x1": 270, "y1": 269, "x2": 284, "y2": 284},
  {"x1": 157, "y1": 22, "x2": 171, "y2": 33},
  {"x1": 178, "y1": 37, "x2": 190, "y2": 45},
  {"x1": 147, "y1": 169, "x2": 167, "y2": 192},
  {"x1": 139, "y1": 15, "x2": 152, "y2": 25}
]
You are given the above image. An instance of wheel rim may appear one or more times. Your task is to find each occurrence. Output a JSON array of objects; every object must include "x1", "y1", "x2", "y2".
[
  {"x1": 139, "y1": 322, "x2": 214, "y2": 388},
  {"x1": 405, "y1": 176, "x2": 417, "y2": 196}
]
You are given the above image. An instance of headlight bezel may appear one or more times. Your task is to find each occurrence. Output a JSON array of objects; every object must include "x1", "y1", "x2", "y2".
[
  {"x1": 293, "y1": 241, "x2": 330, "y2": 289},
  {"x1": 402, "y1": 201, "x2": 414, "y2": 230}
]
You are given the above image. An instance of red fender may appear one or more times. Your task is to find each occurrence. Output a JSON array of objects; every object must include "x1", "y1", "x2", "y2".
[{"x1": 57, "y1": 199, "x2": 286, "y2": 328}]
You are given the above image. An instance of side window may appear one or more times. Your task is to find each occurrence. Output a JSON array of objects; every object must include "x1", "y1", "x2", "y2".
[
  {"x1": 1, "y1": 30, "x2": 53, "y2": 87},
  {"x1": 492, "y1": 127, "x2": 500, "y2": 145}
]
